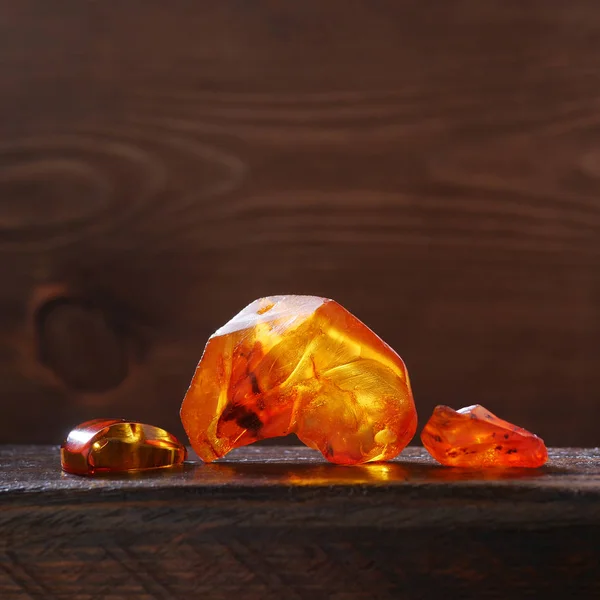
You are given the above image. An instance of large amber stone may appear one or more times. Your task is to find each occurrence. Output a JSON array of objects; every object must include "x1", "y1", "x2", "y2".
[
  {"x1": 180, "y1": 295, "x2": 417, "y2": 465},
  {"x1": 421, "y1": 405, "x2": 548, "y2": 468},
  {"x1": 61, "y1": 419, "x2": 187, "y2": 475}
]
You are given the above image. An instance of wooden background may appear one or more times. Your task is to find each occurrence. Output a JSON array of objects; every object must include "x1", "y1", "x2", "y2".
[{"x1": 1, "y1": 0, "x2": 599, "y2": 445}]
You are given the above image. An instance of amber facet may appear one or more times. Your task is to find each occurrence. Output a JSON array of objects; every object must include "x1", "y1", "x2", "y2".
[
  {"x1": 180, "y1": 295, "x2": 417, "y2": 465},
  {"x1": 61, "y1": 419, "x2": 187, "y2": 475},
  {"x1": 421, "y1": 405, "x2": 548, "y2": 468}
]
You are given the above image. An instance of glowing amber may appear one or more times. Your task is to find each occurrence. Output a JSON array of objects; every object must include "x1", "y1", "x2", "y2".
[
  {"x1": 421, "y1": 405, "x2": 548, "y2": 468},
  {"x1": 180, "y1": 295, "x2": 417, "y2": 465},
  {"x1": 61, "y1": 419, "x2": 187, "y2": 475}
]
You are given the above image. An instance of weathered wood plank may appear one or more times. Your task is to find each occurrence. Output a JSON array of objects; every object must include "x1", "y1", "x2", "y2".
[
  {"x1": 1, "y1": 446, "x2": 599, "y2": 598},
  {"x1": 3, "y1": 446, "x2": 600, "y2": 500}
]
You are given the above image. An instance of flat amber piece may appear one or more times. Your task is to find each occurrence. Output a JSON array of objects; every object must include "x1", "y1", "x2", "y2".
[
  {"x1": 181, "y1": 295, "x2": 417, "y2": 465},
  {"x1": 421, "y1": 405, "x2": 548, "y2": 468},
  {"x1": 61, "y1": 419, "x2": 187, "y2": 475}
]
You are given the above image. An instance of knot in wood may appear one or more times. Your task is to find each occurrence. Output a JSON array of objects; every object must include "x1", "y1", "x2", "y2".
[{"x1": 35, "y1": 296, "x2": 129, "y2": 393}]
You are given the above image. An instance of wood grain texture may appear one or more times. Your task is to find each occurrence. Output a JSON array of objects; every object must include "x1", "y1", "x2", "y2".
[
  {"x1": 1, "y1": 446, "x2": 600, "y2": 599},
  {"x1": 0, "y1": 1, "x2": 600, "y2": 444}
]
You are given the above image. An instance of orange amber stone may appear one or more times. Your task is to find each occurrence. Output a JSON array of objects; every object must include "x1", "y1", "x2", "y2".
[
  {"x1": 61, "y1": 419, "x2": 187, "y2": 475},
  {"x1": 421, "y1": 405, "x2": 548, "y2": 468},
  {"x1": 181, "y1": 295, "x2": 417, "y2": 465}
]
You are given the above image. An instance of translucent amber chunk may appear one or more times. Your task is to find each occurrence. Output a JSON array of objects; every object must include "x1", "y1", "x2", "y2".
[
  {"x1": 421, "y1": 405, "x2": 548, "y2": 468},
  {"x1": 61, "y1": 419, "x2": 187, "y2": 475},
  {"x1": 180, "y1": 295, "x2": 417, "y2": 465}
]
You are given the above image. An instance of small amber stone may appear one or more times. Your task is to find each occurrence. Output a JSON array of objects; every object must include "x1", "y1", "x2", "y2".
[
  {"x1": 61, "y1": 419, "x2": 187, "y2": 475},
  {"x1": 180, "y1": 295, "x2": 417, "y2": 465},
  {"x1": 421, "y1": 405, "x2": 548, "y2": 468}
]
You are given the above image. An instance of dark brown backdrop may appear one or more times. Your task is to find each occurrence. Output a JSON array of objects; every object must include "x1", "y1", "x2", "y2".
[{"x1": 0, "y1": 1, "x2": 598, "y2": 445}]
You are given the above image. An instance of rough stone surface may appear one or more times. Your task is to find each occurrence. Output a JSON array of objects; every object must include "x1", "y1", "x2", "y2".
[
  {"x1": 181, "y1": 295, "x2": 416, "y2": 464},
  {"x1": 421, "y1": 404, "x2": 548, "y2": 468}
]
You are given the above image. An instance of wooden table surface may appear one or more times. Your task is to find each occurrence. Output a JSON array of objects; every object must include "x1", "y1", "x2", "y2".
[{"x1": 1, "y1": 445, "x2": 599, "y2": 598}]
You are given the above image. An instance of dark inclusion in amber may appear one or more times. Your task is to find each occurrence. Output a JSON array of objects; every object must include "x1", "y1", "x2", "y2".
[
  {"x1": 61, "y1": 419, "x2": 187, "y2": 475},
  {"x1": 421, "y1": 405, "x2": 548, "y2": 468},
  {"x1": 180, "y1": 295, "x2": 417, "y2": 465}
]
